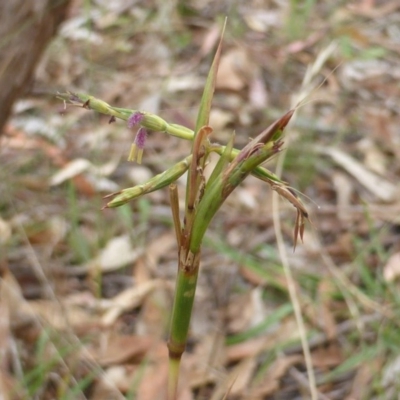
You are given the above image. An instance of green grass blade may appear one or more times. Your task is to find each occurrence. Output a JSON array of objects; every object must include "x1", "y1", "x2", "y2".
[
  {"x1": 194, "y1": 18, "x2": 226, "y2": 132},
  {"x1": 105, "y1": 155, "x2": 191, "y2": 208},
  {"x1": 206, "y1": 132, "x2": 235, "y2": 191}
]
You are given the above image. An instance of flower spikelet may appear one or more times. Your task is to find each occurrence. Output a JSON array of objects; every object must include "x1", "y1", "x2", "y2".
[{"x1": 128, "y1": 127, "x2": 148, "y2": 164}]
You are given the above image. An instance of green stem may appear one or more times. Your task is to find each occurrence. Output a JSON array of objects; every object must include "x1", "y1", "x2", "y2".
[
  {"x1": 168, "y1": 358, "x2": 180, "y2": 400},
  {"x1": 167, "y1": 252, "x2": 200, "y2": 398},
  {"x1": 168, "y1": 266, "x2": 199, "y2": 354}
]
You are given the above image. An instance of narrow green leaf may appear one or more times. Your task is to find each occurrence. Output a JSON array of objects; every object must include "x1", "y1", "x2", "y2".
[
  {"x1": 184, "y1": 20, "x2": 226, "y2": 235},
  {"x1": 206, "y1": 132, "x2": 235, "y2": 191},
  {"x1": 106, "y1": 155, "x2": 191, "y2": 207},
  {"x1": 187, "y1": 125, "x2": 213, "y2": 212},
  {"x1": 194, "y1": 18, "x2": 227, "y2": 133}
]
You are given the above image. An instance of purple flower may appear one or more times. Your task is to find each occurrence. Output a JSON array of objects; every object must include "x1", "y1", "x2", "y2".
[
  {"x1": 127, "y1": 112, "x2": 144, "y2": 128},
  {"x1": 134, "y1": 127, "x2": 147, "y2": 149},
  {"x1": 128, "y1": 127, "x2": 148, "y2": 164}
]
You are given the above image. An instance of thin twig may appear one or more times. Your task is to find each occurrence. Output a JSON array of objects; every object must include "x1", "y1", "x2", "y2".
[{"x1": 272, "y1": 209, "x2": 319, "y2": 400}]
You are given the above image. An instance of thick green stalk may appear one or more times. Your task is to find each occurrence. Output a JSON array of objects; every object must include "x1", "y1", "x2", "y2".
[
  {"x1": 168, "y1": 261, "x2": 199, "y2": 354},
  {"x1": 166, "y1": 248, "x2": 201, "y2": 400}
]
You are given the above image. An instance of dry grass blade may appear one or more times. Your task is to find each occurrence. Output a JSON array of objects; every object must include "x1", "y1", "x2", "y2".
[
  {"x1": 271, "y1": 184, "x2": 309, "y2": 250},
  {"x1": 269, "y1": 39, "x2": 340, "y2": 400}
]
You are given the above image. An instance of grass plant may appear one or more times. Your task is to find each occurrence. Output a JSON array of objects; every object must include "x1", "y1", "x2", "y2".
[{"x1": 59, "y1": 22, "x2": 310, "y2": 399}]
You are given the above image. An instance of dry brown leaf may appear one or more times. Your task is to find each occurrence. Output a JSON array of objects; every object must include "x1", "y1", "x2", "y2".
[
  {"x1": 243, "y1": 10, "x2": 281, "y2": 33},
  {"x1": 139, "y1": 285, "x2": 171, "y2": 338},
  {"x1": 210, "y1": 357, "x2": 257, "y2": 400},
  {"x1": 138, "y1": 364, "x2": 168, "y2": 400},
  {"x1": 0, "y1": 370, "x2": 25, "y2": 400},
  {"x1": 249, "y1": 355, "x2": 303, "y2": 398},
  {"x1": 186, "y1": 333, "x2": 226, "y2": 388},
  {"x1": 381, "y1": 353, "x2": 400, "y2": 389},
  {"x1": 316, "y1": 145, "x2": 397, "y2": 202},
  {"x1": 22, "y1": 216, "x2": 68, "y2": 252},
  {"x1": 345, "y1": 357, "x2": 383, "y2": 400},
  {"x1": 1, "y1": 125, "x2": 65, "y2": 165},
  {"x1": 70, "y1": 174, "x2": 97, "y2": 196},
  {"x1": 239, "y1": 265, "x2": 287, "y2": 288},
  {"x1": 133, "y1": 256, "x2": 152, "y2": 285},
  {"x1": 95, "y1": 335, "x2": 159, "y2": 366},
  {"x1": 50, "y1": 157, "x2": 119, "y2": 193},
  {"x1": 312, "y1": 343, "x2": 343, "y2": 369},
  {"x1": 216, "y1": 48, "x2": 254, "y2": 91},
  {"x1": 227, "y1": 288, "x2": 266, "y2": 333},
  {"x1": 325, "y1": 231, "x2": 354, "y2": 261},
  {"x1": 348, "y1": 1, "x2": 400, "y2": 18},
  {"x1": 317, "y1": 279, "x2": 338, "y2": 341},
  {"x1": 229, "y1": 357, "x2": 258, "y2": 396},
  {"x1": 0, "y1": 271, "x2": 33, "y2": 323},
  {"x1": 91, "y1": 339, "x2": 172, "y2": 398},
  {"x1": 0, "y1": 274, "x2": 14, "y2": 400},
  {"x1": 144, "y1": 232, "x2": 177, "y2": 273},
  {"x1": 285, "y1": 31, "x2": 324, "y2": 54},
  {"x1": 248, "y1": 73, "x2": 269, "y2": 110},
  {"x1": 90, "y1": 366, "x2": 127, "y2": 400},
  {"x1": 50, "y1": 158, "x2": 91, "y2": 185},
  {"x1": 0, "y1": 218, "x2": 11, "y2": 245},
  {"x1": 137, "y1": 345, "x2": 169, "y2": 400},
  {"x1": 28, "y1": 299, "x2": 97, "y2": 331},
  {"x1": 359, "y1": 138, "x2": 387, "y2": 175},
  {"x1": 209, "y1": 108, "x2": 235, "y2": 132},
  {"x1": 235, "y1": 186, "x2": 258, "y2": 210},
  {"x1": 383, "y1": 252, "x2": 400, "y2": 282},
  {"x1": 199, "y1": 23, "x2": 221, "y2": 57},
  {"x1": 331, "y1": 171, "x2": 354, "y2": 225},
  {"x1": 226, "y1": 318, "x2": 301, "y2": 363},
  {"x1": 84, "y1": 235, "x2": 143, "y2": 274},
  {"x1": 166, "y1": 74, "x2": 205, "y2": 92},
  {"x1": 268, "y1": 355, "x2": 304, "y2": 381},
  {"x1": 127, "y1": 165, "x2": 153, "y2": 186},
  {"x1": 226, "y1": 337, "x2": 269, "y2": 363},
  {"x1": 101, "y1": 280, "x2": 162, "y2": 326}
]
